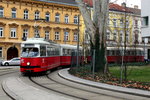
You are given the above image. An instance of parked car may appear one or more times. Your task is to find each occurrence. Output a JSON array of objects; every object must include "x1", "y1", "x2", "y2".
[
  {"x1": 1, "y1": 58, "x2": 20, "y2": 66},
  {"x1": 0, "y1": 59, "x2": 3, "y2": 66}
]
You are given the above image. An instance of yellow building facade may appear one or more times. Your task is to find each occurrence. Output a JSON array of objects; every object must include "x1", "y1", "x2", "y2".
[
  {"x1": 0, "y1": 0, "x2": 83, "y2": 60},
  {"x1": 107, "y1": 10, "x2": 133, "y2": 45}
]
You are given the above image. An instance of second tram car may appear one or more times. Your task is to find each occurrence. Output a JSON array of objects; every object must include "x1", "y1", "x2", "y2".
[{"x1": 87, "y1": 47, "x2": 144, "y2": 63}]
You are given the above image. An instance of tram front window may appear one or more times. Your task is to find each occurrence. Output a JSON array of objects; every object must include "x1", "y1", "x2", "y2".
[{"x1": 22, "y1": 48, "x2": 39, "y2": 57}]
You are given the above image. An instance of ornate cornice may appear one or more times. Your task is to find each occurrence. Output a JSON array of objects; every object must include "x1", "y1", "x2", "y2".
[
  {"x1": 54, "y1": 27, "x2": 61, "y2": 31},
  {"x1": 43, "y1": 26, "x2": 51, "y2": 30},
  {"x1": 0, "y1": 22, "x2": 6, "y2": 26},
  {"x1": 21, "y1": 24, "x2": 31, "y2": 28},
  {"x1": 63, "y1": 28, "x2": 71, "y2": 31},
  {"x1": 8, "y1": 23, "x2": 19, "y2": 27}
]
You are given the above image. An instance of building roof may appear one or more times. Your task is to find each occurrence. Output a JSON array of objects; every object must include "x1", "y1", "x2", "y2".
[
  {"x1": 35, "y1": 0, "x2": 77, "y2": 6},
  {"x1": 128, "y1": 8, "x2": 141, "y2": 15},
  {"x1": 83, "y1": 0, "x2": 141, "y2": 15}
]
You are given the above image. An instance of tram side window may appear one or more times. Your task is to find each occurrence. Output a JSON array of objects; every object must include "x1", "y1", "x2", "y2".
[
  {"x1": 63, "y1": 49, "x2": 67, "y2": 55},
  {"x1": 107, "y1": 50, "x2": 110, "y2": 56},
  {"x1": 56, "y1": 48, "x2": 60, "y2": 55},
  {"x1": 112, "y1": 50, "x2": 115, "y2": 56},
  {"x1": 40, "y1": 46, "x2": 46, "y2": 56},
  {"x1": 47, "y1": 47, "x2": 51, "y2": 56}
]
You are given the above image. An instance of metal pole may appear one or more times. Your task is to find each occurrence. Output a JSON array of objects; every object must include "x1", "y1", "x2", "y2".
[
  {"x1": 77, "y1": 15, "x2": 80, "y2": 67},
  {"x1": 93, "y1": 49, "x2": 95, "y2": 79}
]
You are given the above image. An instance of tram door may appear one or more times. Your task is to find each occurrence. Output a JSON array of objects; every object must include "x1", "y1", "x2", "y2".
[{"x1": 148, "y1": 49, "x2": 150, "y2": 60}]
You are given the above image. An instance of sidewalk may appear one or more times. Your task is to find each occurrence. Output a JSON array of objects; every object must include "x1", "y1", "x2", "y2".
[
  {"x1": 2, "y1": 77, "x2": 72, "y2": 100},
  {"x1": 58, "y1": 68, "x2": 150, "y2": 98}
]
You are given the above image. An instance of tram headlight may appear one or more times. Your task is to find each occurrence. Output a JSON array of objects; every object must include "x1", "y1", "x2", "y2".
[{"x1": 27, "y1": 62, "x2": 30, "y2": 66}]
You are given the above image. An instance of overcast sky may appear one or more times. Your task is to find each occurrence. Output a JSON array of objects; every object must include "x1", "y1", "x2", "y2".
[{"x1": 110, "y1": 0, "x2": 141, "y2": 8}]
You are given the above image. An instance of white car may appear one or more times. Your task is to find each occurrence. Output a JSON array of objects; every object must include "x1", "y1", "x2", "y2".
[{"x1": 1, "y1": 58, "x2": 20, "y2": 66}]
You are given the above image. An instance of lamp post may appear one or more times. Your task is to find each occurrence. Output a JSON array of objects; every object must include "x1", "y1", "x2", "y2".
[
  {"x1": 34, "y1": 18, "x2": 45, "y2": 38},
  {"x1": 77, "y1": 15, "x2": 80, "y2": 68}
]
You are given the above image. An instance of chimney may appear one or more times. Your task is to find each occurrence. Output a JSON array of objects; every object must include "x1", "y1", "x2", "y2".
[
  {"x1": 134, "y1": 5, "x2": 138, "y2": 9},
  {"x1": 121, "y1": 2, "x2": 126, "y2": 7}
]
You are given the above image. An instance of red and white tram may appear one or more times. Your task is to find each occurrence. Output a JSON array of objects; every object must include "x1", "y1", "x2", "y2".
[{"x1": 20, "y1": 38, "x2": 81, "y2": 74}]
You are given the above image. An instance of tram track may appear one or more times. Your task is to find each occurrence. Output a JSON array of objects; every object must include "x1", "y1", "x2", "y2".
[
  {"x1": 29, "y1": 75, "x2": 87, "y2": 100},
  {"x1": 0, "y1": 67, "x2": 20, "y2": 100},
  {"x1": 28, "y1": 70, "x2": 128, "y2": 100},
  {"x1": 0, "y1": 68, "x2": 18, "y2": 76}
]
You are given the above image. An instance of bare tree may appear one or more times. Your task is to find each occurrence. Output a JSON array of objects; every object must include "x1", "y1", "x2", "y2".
[{"x1": 75, "y1": 0, "x2": 110, "y2": 74}]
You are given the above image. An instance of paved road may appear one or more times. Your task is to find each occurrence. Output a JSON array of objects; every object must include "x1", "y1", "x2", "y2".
[
  {"x1": 1, "y1": 66, "x2": 150, "y2": 100},
  {"x1": 21, "y1": 70, "x2": 150, "y2": 100},
  {"x1": 0, "y1": 66, "x2": 20, "y2": 100}
]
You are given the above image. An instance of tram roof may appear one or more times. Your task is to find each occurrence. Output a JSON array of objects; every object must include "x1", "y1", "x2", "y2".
[
  {"x1": 22, "y1": 38, "x2": 50, "y2": 45},
  {"x1": 60, "y1": 44, "x2": 82, "y2": 49}
]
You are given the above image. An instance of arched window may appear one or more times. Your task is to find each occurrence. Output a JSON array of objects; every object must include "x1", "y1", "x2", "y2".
[
  {"x1": 24, "y1": 9, "x2": 29, "y2": 19},
  {"x1": 73, "y1": 32, "x2": 78, "y2": 41},
  {"x1": 126, "y1": 31, "x2": 129, "y2": 43},
  {"x1": 106, "y1": 30, "x2": 110, "y2": 40},
  {"x1": 55, "y1": 32, "x2": 60, "y2": 40},
  {"x1": 12, "y1": 8, "x2": 16, "y2": 18},
  {"x1": 45, "y1": 31, "x2": 49, "y2": 40},
  {"x1": 0, "y1": 27, "x2": 3, "y2": 37},
  {"x1": 45, "y1": 12, "x2": 50, "y2": 22},
  {"x1": 64, "y1": 14, "x2": 69, "y2": 23},
  {"x1": 74, "y1": 15, "x2": 78, "y2": 24},
  {"x1": 23, "y1": 29, "x2": 28, "y2": 38},
  {"x1": 113, "y1": 30, "x2": 117, "y2": 41},
  {"x1": 0, "y1": 7, "x2": 4, "y2": 17},
  {"x1": 64, "y1": 31, "x2": 69, "y2": 41},
  {"x1": 35, "y1": 11, "x2": 40, "y2": 20},
  {"x1": 55, "y1": 13, "x2": 60, "y2": 22}
]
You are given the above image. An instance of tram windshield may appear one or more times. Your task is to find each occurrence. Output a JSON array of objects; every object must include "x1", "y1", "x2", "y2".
[{"x1": 21, "y1": 48, "x2": 39, "y2": 57}]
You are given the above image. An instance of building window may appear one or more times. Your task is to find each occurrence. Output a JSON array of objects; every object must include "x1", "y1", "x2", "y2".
[
  {"x1": 0, "y1": 27, "x2": 3, "y2": 37},
  {"x1": 120, "y1": 31, "x2": 123, "y2": 42},
  {"x1": 55, "y1": 13, "x2": 60, "y2": 22},
  {"x1": 126, "y1": 31, "x2": 129, "y2": 43},
  {"x1": 113, "y1": 30, "x2": 117, "y2": 41},
  {"x1": 55, "y1": 32, "x2": 60, "y2": 40},
  {"x1": 23, "y1": 29, "x2": 28, "y2": 38},
  {"x1": 64, "y1": 31, "x2": 69, "y2": 41},
  {"x1": 120, "y1": 19, "x2": 124, "y2": 28},
  {"x1": 24, "y1": 10, "x2": 29, "y2": 19},
  {"x1": 10, "y1": 28, "x2": 16, "y2": 38},
  {"x1": 113, "y1": 19, "x2": 117, "y2": 27},
  {"x1": 106, "y1": 30, "x2": 110, "y2": 40},
  {"x1": 74, "y1": 32, "x2": 78, "y2": 41},
  {"x1": 126, "y1": 20, "x2": 129, "y2": 28},
  {"x1": 45, "y1": 12, "x2": 50, "y2": 22},
  {"x1": 0, "y1": 7, "x2": 3, "y2": 17},
  {"x1": 142, "y1": 16, "x2": 149, "y2": 27},
  {"x1": 45, "y1": 31, "x2": 49, "y2": 40},
  {"x1": 134, "y1": 33, "x2": 139, "y2": 43},
  {"x1": 35, "y1": 11, "x2": 40, "y2": 20},
  {"x1": 134, "y1": 20, "x2": 138, "y2": 28},
  {"x1": 107, "y1": 18, "x2": 110, "y2": 26},
  {"x1": 0, "y1": 47, "x2": 2, "y2": 58},
  {"x1": 12, "y1": 8, "x2": 16, "y2": 18},
  {"x1": 74, "y1": 15, "x2": 78, "y2": 24},
  {"x1": 64, "y1": 15, "x2": 69, "y2": 24},
  {"x1": 34, "y1": 29, "x2": 40, "y2": 38}
]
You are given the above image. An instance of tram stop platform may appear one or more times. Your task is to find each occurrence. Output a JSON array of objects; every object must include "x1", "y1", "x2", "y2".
[{"x1": 59, "y1": 68, "x2": 150, "y2": 98}]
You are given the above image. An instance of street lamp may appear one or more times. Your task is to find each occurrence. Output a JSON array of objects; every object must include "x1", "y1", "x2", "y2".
[
  {"x1": 77, "y1": 14, "x2": 80, "y2": 67},
  {"x1": 34, "y1": 18, "x2": 45, "y2": 38}
]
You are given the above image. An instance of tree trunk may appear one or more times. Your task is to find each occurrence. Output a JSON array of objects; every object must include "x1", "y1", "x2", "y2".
[{"x1": 76, "y1": 0, "x2": 109, "y2": 74}]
